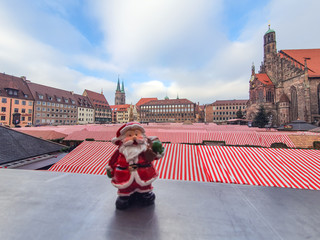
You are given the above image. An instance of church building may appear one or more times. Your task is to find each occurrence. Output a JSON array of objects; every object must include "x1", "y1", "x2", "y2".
[
  {"x1": 114, "y1": 77, "x2": 125, "y2": 105},
  {"x1": 247, "y1": 25, "x2": 320, "y2": 126}
]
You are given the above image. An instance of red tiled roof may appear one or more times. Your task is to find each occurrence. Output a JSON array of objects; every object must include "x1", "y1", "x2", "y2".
[
  {"x1": 142, "y1": 98, "x2": 194, "y2": 106},
  {"x1": 0, "y1": 73, "x2": 34, "y2": 100},
  {"x1": 110, "y1": 104, "x2": 131, "y2": 112},
  {"x1": 255, "y1": 73, "x2": 273, "y2": 85},
  {"x1": 15, "y1": 129, "x2": 67, "y2": 140},
  {"x1": 136, "y1": 98, "x2": 158, "y2": 106},
  {"x1": 280, "y1": 49, "x2": 320, "y2": 77},
  {"x1": 73, "y1": 93, "x2": 93, "y2": 108},
  {"x1": 83, "y1": 89, "x2": 110, "y2": 108},
  {"x1": 28, "y1": 82, "x2": 76, "y2": 104}
]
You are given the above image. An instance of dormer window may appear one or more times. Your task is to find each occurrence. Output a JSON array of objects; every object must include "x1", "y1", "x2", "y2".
[
  {"x1": 48, "y1": 96, "x2": 52, "y2": 101},
  {"x1": 71, "y1": 100, "x2": 75, "y2": 104},
  {"x1": 39, "y1": 94, "x2": 44, "y2": 99},
  {"x1": 65, "y1": 99, "x2": 69, "y2": 103},
  {"x1": 57, "y1": 97, "x2": 61, "y2": 102}
]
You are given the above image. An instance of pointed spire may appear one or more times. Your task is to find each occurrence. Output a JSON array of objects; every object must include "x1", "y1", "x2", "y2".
[
  {"x1": 251, "y1": 62, "x2": 255, "y2": 76},
  {"x1": 121, "y1": 80, "x2": 125, "y2": 93},
  {"x1": 101, "y1": 88, "x2": 103, "y2": 94},
  {"x1": 116, "y1": 75, "x2": 121, "y2": 92}
]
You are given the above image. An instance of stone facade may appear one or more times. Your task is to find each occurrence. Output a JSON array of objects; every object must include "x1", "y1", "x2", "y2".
[{"x1": 247, "y1": 26, "x2": 320, "y2": 126}]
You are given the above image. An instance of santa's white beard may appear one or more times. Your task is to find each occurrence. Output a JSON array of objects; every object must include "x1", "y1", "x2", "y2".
[{"x1": 119, "y1": 140, "x2": 148, "y2": 163}]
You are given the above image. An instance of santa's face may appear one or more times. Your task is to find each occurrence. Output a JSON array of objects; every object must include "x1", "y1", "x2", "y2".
[
  {"x1": 119, "y1": 128, "x2": 148, "y2": 162},
  {"x1": 123, "y1": 128, "x2": 144, "y2": 146}
]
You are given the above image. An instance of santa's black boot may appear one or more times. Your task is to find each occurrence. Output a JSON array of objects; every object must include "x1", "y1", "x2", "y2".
[
  {"x1": 139, "y1": 192, "x2": 156, "y2": 206},
  {"x1": 115, "y1": 196, "x2": 132, "y2": 210}
]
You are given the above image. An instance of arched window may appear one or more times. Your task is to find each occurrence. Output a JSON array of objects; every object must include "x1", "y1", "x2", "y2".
[
  {"x1": 290, "y1": 86, "x2": 298, "y2": 121},
  {"x1": 266, "y1": 90, "x2": 274, "y2": 103},
  {"x1": 318, "y1": 84, "x2": 320, "y2": 114}
]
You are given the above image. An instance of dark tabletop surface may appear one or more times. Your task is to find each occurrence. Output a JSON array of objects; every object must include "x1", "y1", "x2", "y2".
[{"x1": 1, "y1": 169, "x2": 319, "y2": 240}]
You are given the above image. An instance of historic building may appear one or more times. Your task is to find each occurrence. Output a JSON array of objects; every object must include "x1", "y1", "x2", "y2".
[
  {"x1": 28, "y1": 82, "x2": 78, "y2": 126},
  {"x1": 110, "y1": 104, "x2": 137, "y2": 123},
  {"x1": 247, "y1": 26, "x2": 320, "y2": 126},
  {"x1": 83, "y1": 89, "x2": 112, "y2": 123},
  {"x1": 73, "y1": 93, "x2": 94, "y2": 124},
  {"x1": 114, "y1": 78, "x2": 125, "y2": 105},
  {"x1": 205, "y1": 100, "x2": 248, "y2": 123},
  {"x1": 0, "y1": 73, "x2": 34, "y2": 127},
  {"x1": 140, "y1": 98, "x2": 196, "y2": 123}
]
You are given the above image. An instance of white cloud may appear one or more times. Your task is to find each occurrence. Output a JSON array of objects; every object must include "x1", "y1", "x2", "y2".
[{"x1": 92, "y1": 0, "x2": 222, "y2": 69}]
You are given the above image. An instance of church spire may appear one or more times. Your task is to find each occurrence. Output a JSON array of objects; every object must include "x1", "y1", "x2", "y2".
[
  {"x1": 116, "y1": 75, "x2": 121, "y2": 92},
  {"x1": 121, "y1": 80, "x2": 125, "y2": 93}
]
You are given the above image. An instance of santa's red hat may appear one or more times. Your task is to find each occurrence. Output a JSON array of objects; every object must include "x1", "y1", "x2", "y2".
[{"x1": 112, "y1": 122, "x2": 145, "y2": 145}]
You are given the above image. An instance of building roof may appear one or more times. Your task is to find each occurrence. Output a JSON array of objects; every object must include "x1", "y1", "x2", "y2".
[
  {"x1": 83, "y1": 89, "x2": 110, "y2": 109},
  {"x1": 280, "y1": 49, "x2": 320, "y2": 77},
  {"x1": 27, "y1": 82, "x2": 76, "y2": 105},
  {"x1": 142, "y1": 98, "x2": 194, "y2": 106},
  {"x1": 211, "y1": 99, "x2": 248, "y2": 105},
  {"x1": 136, "y1": 98, "x2": 158, "y2": 106},
  {"x1": 278, "y1": 120, "x2": 317, "y2": 131},
  {"x1": 0, "y1": 126, "x2": 65, "y2": 165},
  {"x1": 15, "y1": 129, "x2": 68, "y2": 140},
  {"x1": 73, "y1": 93, "x2": 93, "y2": 108},
  {"x1": 255, "y1": 73, "x2": 273, "y2": 85},
  {"x1": 0, "y1": 73, "x2": 34, "y2": 101},
  {"x1": 110, "y1": 104, "x2": 131, "y2": 112},
  {"x1": 49, "y1": 141, "x2": 320, "y2": 191}
]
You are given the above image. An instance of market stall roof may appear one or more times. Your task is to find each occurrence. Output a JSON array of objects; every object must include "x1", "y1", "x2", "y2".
[{"x1": 49, "y1": 141, "x2": 320, "y2": 190}]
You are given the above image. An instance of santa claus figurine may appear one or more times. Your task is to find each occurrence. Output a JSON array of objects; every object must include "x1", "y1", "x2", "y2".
[{"x1": 106, "y1": 122, "x2": 164, "y2": 210}]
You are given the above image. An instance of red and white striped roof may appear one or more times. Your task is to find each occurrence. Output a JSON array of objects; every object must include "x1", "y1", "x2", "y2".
[{"x1": 49, "y1": 141, "x2": 320, "y2": 190}]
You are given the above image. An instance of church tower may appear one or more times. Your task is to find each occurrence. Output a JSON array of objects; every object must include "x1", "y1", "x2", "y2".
[
  {"x1": 115, "y1": 77, "x2": 126, "y2": 105},
  {"x1": 263, "y1": 25, "x2": 277, "y2": 66}
]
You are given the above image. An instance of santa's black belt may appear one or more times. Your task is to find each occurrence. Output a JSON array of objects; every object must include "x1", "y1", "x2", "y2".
[{"x1": 116, "y1": 164, "x2": 152, "y2": 171}]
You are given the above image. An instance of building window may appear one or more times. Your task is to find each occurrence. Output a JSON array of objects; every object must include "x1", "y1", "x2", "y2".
[
  {"x1": 1, "y1": 107, "x2": 6, "y2": 112},
  {"x1": 14, "y1": 108, "x2": 19, "y2": 113},
  {"x1": 266, "y1": 90, "x2": 274, "y2": 103},
  {"x1": 22, "y1": 109, "x2": 26, "y2": 113},
  {"x1": 39, "y1": 94, "x2": 44, "y2": 99},
  {"x1": 290, "y1": 86, "x2": 298, "y2": 121},
  {"x1": 1, "y1": 116, "x2": 5, "y2": 121},
  {"x1": 28, "y1": 109, "x2": 32, "y2": 114},
  {"x1": 15, "y1": 100, "x2": 19, "y2": 104},
  {"x1": 2, "y1": 98, "x2": 7, "y2": 103},
  {"x1": 22, "y1": 101, "x2": 26, "y2": 105}
]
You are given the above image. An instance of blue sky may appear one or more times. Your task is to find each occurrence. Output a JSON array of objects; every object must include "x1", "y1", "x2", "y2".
[{"x1": 0, "y1": 0, "x2": 319, "y2": 105}]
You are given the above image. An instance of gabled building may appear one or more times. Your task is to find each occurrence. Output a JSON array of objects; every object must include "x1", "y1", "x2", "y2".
[
  {"x1": 247, "y1": 26, "x2": 320, "y2": 126},
  {"x1": 83, "y1": 89, "x2": 111, "y2": 123},
  {"x1": 28, "y1": 82, "x2": 77, "y2": 126},
  {"x1": 0, "y1": 73, "x2": 34, "y2": 127},
  {"x1": 110, "y1": 104, "x2": 137, "y2": 123},
  {"x1": 140, "y1": 98, "x2": 196, "y2": 123},
  {"x1": 73, "y1": 93, "x2": 94, "y2": 124}
]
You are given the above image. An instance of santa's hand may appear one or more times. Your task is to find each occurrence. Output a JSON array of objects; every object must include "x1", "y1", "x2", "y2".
[
  {"x1": 106, "y1": 169, "x2": 113, "y2": 178},
  {"x1": 152, "y1": 141, "x2": 164, "y2": 154}
]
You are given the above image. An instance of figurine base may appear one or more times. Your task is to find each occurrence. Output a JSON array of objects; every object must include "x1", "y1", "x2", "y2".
[{"x1": 116, "y1": 192, "x2": 155, "y2": 210}]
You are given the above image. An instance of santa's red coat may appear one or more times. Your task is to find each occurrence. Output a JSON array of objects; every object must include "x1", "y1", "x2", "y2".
[{"x1": 107, "y1": 149, "x2": 159, "y2": 190}]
